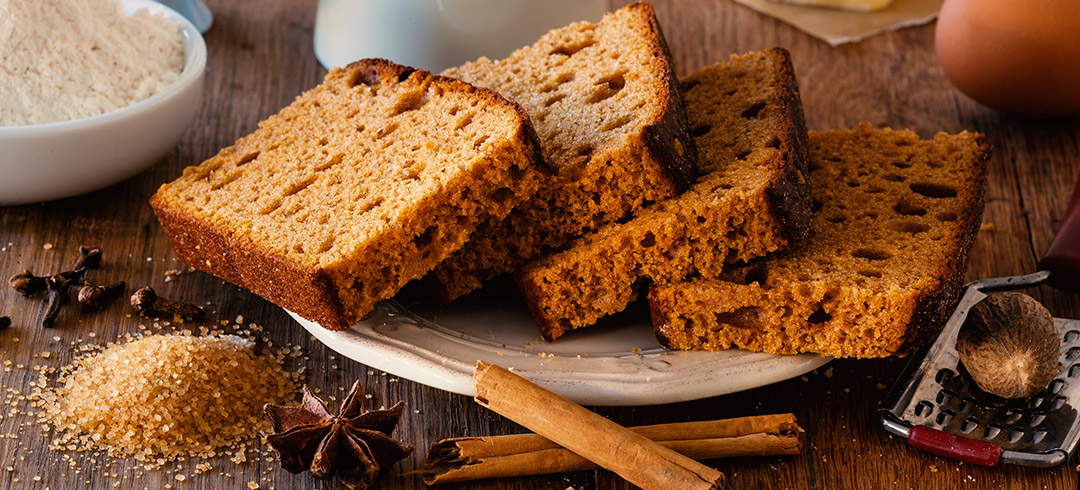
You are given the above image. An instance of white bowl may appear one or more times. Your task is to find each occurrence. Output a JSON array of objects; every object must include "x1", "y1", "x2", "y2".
[{"x1": 0, "y1": 0, "x2": 207, "y2": 205}]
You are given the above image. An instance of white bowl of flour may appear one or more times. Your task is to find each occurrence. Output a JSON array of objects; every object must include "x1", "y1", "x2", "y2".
[{"x1": 0, "y1": 0, "x2": 207, "y2": 205}]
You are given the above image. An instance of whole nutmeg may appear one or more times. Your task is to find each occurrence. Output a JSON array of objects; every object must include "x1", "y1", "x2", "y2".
[{"x1": 956, "y1": 292, "x2": 1060, "y2": 399}]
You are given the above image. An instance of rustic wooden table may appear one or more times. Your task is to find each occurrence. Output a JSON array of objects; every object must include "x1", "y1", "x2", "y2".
[{"x1": 2, "y1": 1, "x2": 1078, "y2": 488}]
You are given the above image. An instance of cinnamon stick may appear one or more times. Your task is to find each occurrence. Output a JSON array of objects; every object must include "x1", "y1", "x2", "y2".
[
  {"x1": 424, "y1": 414, "x2": 802, "y2": 484},
  {"x1": 471, "y1": 361, "x2": 725, "y2": 490}
]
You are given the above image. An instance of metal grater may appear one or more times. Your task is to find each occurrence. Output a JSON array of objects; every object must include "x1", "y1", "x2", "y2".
[{"x1": 879, "y1": 270, "x2": 1080, "y2": 467}]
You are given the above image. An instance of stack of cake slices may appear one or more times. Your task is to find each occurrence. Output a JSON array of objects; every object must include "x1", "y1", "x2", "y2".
[{"x1": 152, "y1": 1, "x2": 990, "y2": 359}]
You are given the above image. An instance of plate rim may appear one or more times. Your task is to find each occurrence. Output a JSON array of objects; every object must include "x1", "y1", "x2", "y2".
[{"x1": 289, "y1": 308, "x2": 831, "y2": 406}]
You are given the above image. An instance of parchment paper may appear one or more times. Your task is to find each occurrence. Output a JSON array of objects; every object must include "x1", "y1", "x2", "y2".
[{"x1": 731, "y1": 0, "x2": 943, "y2": 46}]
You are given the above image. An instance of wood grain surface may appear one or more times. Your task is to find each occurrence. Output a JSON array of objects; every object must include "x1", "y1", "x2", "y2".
[{"x1": 2, "y1": 1, "x2": 1079, "y2": 489}]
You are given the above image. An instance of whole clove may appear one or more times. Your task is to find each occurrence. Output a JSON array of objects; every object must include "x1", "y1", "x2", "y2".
[
  {"x1": 73, "y1": 246, "x2": 102, "y2": 271},
  {"x1": 10, "y1": 270, "x2": 48, "y2": 296},
  {"x1": 130, "y1": 287, "x2": 205, "y2": 321},
  {"x1": 8, "y1": 246, "x2": 107, "y2": 328},
  {"x1": 78, "y1": 281, "x2": 126, "y2": 310},
  {"x1": 43, "y1": 273, "x2": 75, "y2": 328},
  {"x1": 0, "y1": 316, "x2": 10, "y2": 330}
]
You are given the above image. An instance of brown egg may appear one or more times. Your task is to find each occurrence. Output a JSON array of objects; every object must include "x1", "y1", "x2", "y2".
[{"x1": 935, "y1": 0, "x2": 1080, "y2": 117}]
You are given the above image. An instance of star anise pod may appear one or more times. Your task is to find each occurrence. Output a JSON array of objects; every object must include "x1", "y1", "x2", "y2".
[{"x1": 264, "y1": 381, "x2": 413, "y2": 490}]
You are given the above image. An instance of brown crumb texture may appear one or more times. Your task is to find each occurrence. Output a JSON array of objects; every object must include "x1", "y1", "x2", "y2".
[
  {"x1": 650, "y1": 124, "x2": 991, "y2": 358},
  {"x1": 151, "y1": 59, "x2": 546, "y2": 330},
  {"x1": 425, "y1": 2, "x2": 698, "y2": 303},
  {"x1": 516, "y1": 48, "x2": 811, "y2": 341}
]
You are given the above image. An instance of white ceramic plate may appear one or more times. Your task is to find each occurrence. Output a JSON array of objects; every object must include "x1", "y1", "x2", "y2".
[{"x1": 290, "y1": 282, "x2": 830, "y2": 406}]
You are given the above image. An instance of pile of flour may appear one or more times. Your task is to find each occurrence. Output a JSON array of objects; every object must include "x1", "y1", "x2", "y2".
[{"x1": 0, "y1": 0, "x2": 185, "y2": 126}]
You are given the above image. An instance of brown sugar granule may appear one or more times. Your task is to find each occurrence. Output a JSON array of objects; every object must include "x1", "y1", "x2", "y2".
[
  {"x1": 34, "y1": 333, "x2": 298, "y2": 463},
  {"x1": 650, "y1": 124, "x2": 990, "y2": 358}
]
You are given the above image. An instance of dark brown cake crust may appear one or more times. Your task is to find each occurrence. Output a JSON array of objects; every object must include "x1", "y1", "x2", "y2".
[
  {"x1": 635, "y1": 2, "x2": 699, "y2": 193},
  {"x1": 151, "y1": 201, "x2": 352, "y2": 329},
  {"x1": 762, "y1": 48, "x2": 812, "y2": 247},
  {"x1": 151, "y1": 59, "x2": 548, "y2": 330}
]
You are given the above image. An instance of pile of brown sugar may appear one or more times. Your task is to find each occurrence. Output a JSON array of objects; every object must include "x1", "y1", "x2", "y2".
[{"x1": 32, "y1": 332, "x2": 300, "y2": 464}]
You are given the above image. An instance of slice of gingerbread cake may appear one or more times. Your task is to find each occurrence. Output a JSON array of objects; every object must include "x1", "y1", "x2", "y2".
[
  {"x1": 516, "y1": 48, "x2": 811, "y2": 341},
  {"x1": 424, "y1": 2, "x2": 699, "y2": 304},
  {"x1": 151, "y1": 59, "x2": 547, "y2": 330},
  {"x1": 650, "y1": 124, "x2": 991, "y2": 358}
]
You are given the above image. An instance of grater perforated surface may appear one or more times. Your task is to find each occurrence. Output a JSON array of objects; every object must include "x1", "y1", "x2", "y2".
[{"x1": 880, "y1": 273, "x2": 1080, "y2": 466}]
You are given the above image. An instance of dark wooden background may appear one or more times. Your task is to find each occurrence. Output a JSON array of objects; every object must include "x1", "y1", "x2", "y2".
[{"x1": 2, "y1": 0, "x2": 1078, "y2": 488}]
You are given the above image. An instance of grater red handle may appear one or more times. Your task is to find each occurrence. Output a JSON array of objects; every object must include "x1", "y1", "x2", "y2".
[
  {"x1": 908, "y1": 425, "x2": 1002, "y2": 466},
  {"x1": 1038, "y1": 171, "x2": 1080, "y2": 291}
]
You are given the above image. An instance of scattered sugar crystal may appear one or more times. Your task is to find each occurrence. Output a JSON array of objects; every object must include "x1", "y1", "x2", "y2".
[{"x1": 34, "y1": 333, "x2": 300, "y2": 463}]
